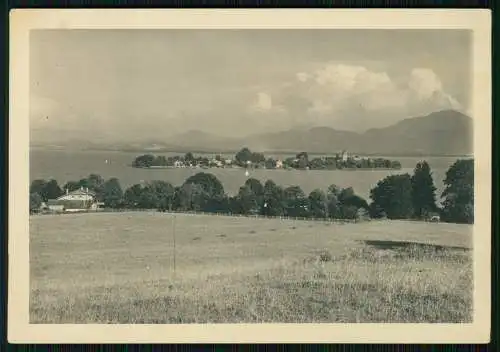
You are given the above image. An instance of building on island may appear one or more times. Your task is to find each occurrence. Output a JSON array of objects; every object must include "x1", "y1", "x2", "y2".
[
  {"x1": 174, "y1": 160, "x2": 185, "y2": 168},
  {"x1": 45, "y1": 187, "x2": 104, "y2": 213},
  {"x1": 276, "y1": 160, "x2": 283, "y2": 169},
  {"x1": 341, "y1": 150, "x2": 349, "y2": 162}
]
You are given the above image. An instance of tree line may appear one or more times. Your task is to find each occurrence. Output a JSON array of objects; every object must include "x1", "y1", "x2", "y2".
[
  {"x1": 30, "y1": 159, "x2": 474, "y2": 224},
  {"x1": 132, "y1": 148, "x2": 402, "y2": 170}
]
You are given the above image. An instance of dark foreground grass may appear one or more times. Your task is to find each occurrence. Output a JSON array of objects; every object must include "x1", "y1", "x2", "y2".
[{"x1": 30, "y1": 212, "x2": 473, "y2": 323}]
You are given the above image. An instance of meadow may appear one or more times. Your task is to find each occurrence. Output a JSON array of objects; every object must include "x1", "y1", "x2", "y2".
[
  {"x1": 30, "y1": 212, "x2": 473, "y2": 323},
  {"x1": 29, "y1": 149, "x2": 459, "y2": 199}
]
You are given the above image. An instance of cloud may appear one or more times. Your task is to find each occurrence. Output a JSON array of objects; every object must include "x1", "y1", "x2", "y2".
[
  {"x1": 30, "y1": 95, "x2": 59, "y2": 120},
  {"x1": 29, "y1": 95, "x2": 76, "y2": 130},
  {"x1": 296, "y1": 72, "x2": 311, "y2": 82},
  {"x1": 264, "y1": 63, "x2": 465, "y2": 130},
  {"x1": 407, "y1": 68, "x2": 463, "y2": 110},
  {"x1": 256, "y1": 92, "x2": 273, "y2": 110},
  {"x1": 29, "y1": 93, "x2": 116, "y2": 136},
  {"x1": 249, "y1": 92, "x2": 287, "y2": 115},
  {"x1": 289, "y1": 64, "x2": 406, "y2": 116},
  {"x1": 409, "y1": 68, "x2": 443, "y2": 100}
]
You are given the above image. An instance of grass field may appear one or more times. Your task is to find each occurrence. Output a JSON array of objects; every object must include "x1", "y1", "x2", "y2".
[{"x1": 30, "y1": 212, "x2": 473, "y2": 323}]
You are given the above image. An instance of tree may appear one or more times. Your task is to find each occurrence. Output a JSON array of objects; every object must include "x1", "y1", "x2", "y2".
[
  {"x1": 124, "y1": 184, "x2": 143, "y2": 208},
  {"x1": 265, "y1": 158, "x2": 276, "y2": 169},
  {"x1": 184, "y1": 172, "x2": 225, "y2": 200},
  {"x1": 262, "y1": 180, "x2": 285, "y2": 216},
  {"x1": 30, "y1": 192, "x2": 43, "y2": 213},
  {"x1": 63, "y1": 180, "x2": 81, "y2": 193},
  {"x1": 125, "y1": 181, "x2": 175, "y2": 210},
  {"x1": 338, "y1": 187, "x2": 355, "y2": 202},
  {"x1": 185, "y1": 152, "x2": 195, "y2": 164},
  {"x1": 441, "y1": 159, "x2": 474, "y2": 224},
  {"x1": 296, "y1": 152, "x2": 309, "y2": 169},
  {"x1": 155, "y1": 156, "x2": 167, "y2": 166},
  {"x1": 250, "y1": 152, "x2": 265, "y2": 165},
  {"x1": 339, "y1": 187, "x2": 369, "y2": 209},
  {"x1": 235, "y1": 147, "x2": 253, "y2": 166},
  {"x1": 342, "y1": 205, "x2": 359, "y2": 220},
  {"x1": 325, "y1": 184, "x2": 341, "y2": 218},
  {"x1": 228, "y1": 196, "x2": 243, "y2": 215},
  {"x1": 324, "y1": 157, "x2": 337, "y2": 170},
  {"x1": 411, "y1": 161, "x2": 437, "y2": 219},
  {"x1": 132, "y1": 154, "x2": 156, "y2": 168},
  {"x1": 148, "y1": 180, "x2": 175, "y2": 211},
  {"x1": 356, "y1": 207, "x2": 371, "y2": 221},
  {"x1": 308, "y1": 189, "x2": 328, "y2": 218},
  {"x1": 370, "y1": 174, "x2": 413, "y2": 219},
  {"x1": 369, "y1": 203, "x2": 387, "y2": 219},
  {"x1": 101, "y1": 178, "x2": 123, "y2": 208},
  {"x1": 87, "y1": 174, "x2": 105, "y2": 199},
  {"x1": 283, "y1": 186, "x2": 310, "y2": 217},
  {"x1": 327, "y1": 184, "x2": 341, "y2": 197},
  {"x1": 30, "y1": 179, "x2": 63, "y2": 201},
  {"x1": 244, "y1": 178, "x2": 264, "y2": 197},
  {"x1": 283, "y1": 157, "x2": 297, "y2": 169},
  {"x1": 172, "y1": 186, "x2": 183, "y2": 210},
  {"x1": 175, "y1": 183, "x2": 206, "y2": 211},
  {"x1": 309, "y1": 158, "x2": 326, "y2": 170},
  {"x1": 237, "y1": 184, "x2": 260, "y2": 215},
  {"x1": 336, "y1": 187, "x2": 369, "y2": 219},
  {"x1": 205, "y1": 195, "x2": 230, "y2": 213},
  {"x1": 30, "y1": 179, "x2": 47, "y2": 197},
  {"x1": 44, "y1": 179, "x2": 63, "y2": 201},
  {"x1": 237, "y1": 178, "x2": 265, "y2": 215},
  {"x1": 391, "y1": 161, "x2": 402, "y2": 169}
]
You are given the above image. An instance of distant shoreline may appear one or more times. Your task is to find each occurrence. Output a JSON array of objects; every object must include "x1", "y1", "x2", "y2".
[
  {"x1": 29, "y1": 146, "x2": 473, "y2": 159},
  {"x1": 131, "y1": 165, "x2": 402, "y2": 171}
]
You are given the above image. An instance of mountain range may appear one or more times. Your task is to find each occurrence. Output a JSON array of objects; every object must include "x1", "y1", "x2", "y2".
[
  {"x1": 240, "y1": 109, "x2": 473, "y2": 156},
  {"x1": 31, "y1": 109, "x2": 473, "y2": 156}
]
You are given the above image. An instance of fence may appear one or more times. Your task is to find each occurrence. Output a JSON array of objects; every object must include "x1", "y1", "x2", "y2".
[{"x1": 32, "y1": 207, "x2": 359, "y2": 224}]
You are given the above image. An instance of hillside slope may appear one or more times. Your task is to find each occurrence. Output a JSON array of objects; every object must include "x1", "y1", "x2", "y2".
[{"x1": 241, "y1": 109, "x2": 473, "y2": 155}]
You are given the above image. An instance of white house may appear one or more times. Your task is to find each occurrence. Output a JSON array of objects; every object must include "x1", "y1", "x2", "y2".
[
  {"x1": 45, "y1": 200, "x2": 64, "y2": 213},
  {"x1": 341, "y1": 150, "x2": 349, "y2": 162},
  {"x1": 58, "y1": 187, "x2": 95, "y2": 202},
  {"x1": 276, "y1": 160, "x2": 284, "y2": 169},
  {"x1": 46, "y1": 187, "x2": 103, "y2": 213}
]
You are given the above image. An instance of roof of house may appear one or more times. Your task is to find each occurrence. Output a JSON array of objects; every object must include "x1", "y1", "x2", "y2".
[
  {"x1": 73, "y1": 188, "x2": 96, "y2": 196},
  {"x1": 47, "y1": 199, "x2": 64, "y2": 206},
  {"x1": 57, "y1": 188, "x2": 96, "y2": 200}
]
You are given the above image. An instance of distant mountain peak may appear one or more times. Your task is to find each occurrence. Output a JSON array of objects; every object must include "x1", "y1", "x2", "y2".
[
  {"x1": 401, "y1": 109, "x2": 471, "y2": 122},
  {"x1": 31, "y1": 110, "x2": 473, "y2": 156}
]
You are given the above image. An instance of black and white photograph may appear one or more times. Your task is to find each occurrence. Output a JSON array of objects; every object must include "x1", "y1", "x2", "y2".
[{"x1": 9, "y1": 9, "x2": 491, "y2": 343}]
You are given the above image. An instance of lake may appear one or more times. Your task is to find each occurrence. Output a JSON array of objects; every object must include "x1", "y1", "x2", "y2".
[{"x1": 29, "y1": 149, "x2": 464, "y2": 201}]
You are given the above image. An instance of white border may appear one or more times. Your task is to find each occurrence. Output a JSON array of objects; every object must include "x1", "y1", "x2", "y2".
[{"x1": 9, "y1": 9, "x2": 492, "y2": 343}]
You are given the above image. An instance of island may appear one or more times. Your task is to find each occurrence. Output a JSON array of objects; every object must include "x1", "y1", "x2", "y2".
[{"x1": 131, "y1": 148, "x2": 402, "y2": 171}]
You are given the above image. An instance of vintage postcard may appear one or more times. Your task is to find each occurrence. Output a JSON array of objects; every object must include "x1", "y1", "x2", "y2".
[{"x1": 9, "y1": 9, "x2": 491, "y2": 343}]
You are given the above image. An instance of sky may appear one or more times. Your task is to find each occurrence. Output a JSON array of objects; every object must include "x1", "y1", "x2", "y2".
[{"x1": 30, "y1": 29, "x2": 472, "y2": 144}]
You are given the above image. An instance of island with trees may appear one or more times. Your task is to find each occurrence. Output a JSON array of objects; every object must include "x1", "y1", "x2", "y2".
[
  {"x1": 131, "y1": 148, "x2": 403, "y2": 171},
  {"x1": 31, "y1": 159, "x2": 474, "y2": 225}
]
